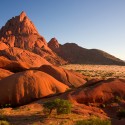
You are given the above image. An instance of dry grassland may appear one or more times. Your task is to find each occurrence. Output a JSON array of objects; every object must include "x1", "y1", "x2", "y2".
[{"x1": 61, "y1": 64, "x2": 125, "y2": 79}]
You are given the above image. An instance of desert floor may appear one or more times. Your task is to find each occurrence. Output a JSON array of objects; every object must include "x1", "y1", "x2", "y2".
[
  {"x1": 61, "y1": 64, "x2": 125, "y2": 79},
  {"x1": 1, "y1": 64, "x2": 125, "y2": 125}
]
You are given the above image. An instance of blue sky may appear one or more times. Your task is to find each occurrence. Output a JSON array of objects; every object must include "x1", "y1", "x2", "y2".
[{"x1": 0, "y1": 0, "x2": 125, "y2": 60}]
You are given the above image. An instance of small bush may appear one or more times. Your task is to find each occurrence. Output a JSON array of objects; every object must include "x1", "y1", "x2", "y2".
[
  {"x1": 43, "y1": 98, "x2": 72, "y2": 115},
  {"x1": 43, "y1": 100, "x2": 57, "y2": 115},
  {"x1": 115, "y1": 96, "x2": 122, "y2": 102},
  {"x1": 0, "y1": 120, "x2": 10, "y2": 125},
  {"x1": 56, "y1": 99, "x2": 72, "y2": 114},
  {"x1": 0, "y1": 110, "x2": 6, "y2": 120},
  {"x1": 0, "y1": 104, "x2": 11, "y2": 108},
  {"x1": 100, "y1": 104, "x2": 106, "y2": 108},
  {"x1": 117, "y1": 109, "x2": 125, "y2": 120},
  {"x1": 75, "y1": 118, "x2": 111, "y2": 125}
]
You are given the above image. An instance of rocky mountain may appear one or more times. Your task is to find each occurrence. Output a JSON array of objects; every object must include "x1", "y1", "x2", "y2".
[
  {"x1": 1, "y1": 11, "x2": 124, "y2": 66},
  {"x1": 0, "y1": 11, "x2": 66, "y2": 65},
  {"x1": 48, "y1": 38, "x2": 125, "y2": 65},
  {"x1": 0, "y1": 47, "x2": 50, "y2": 70}
]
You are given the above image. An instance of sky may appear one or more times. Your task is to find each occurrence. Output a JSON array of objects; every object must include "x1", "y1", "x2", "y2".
[{"x1": 0, "y1": 0, "x2": 125, "y2": 60}]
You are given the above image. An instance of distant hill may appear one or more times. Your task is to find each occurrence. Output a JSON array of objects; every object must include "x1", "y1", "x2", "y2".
[{"x1": 48, "y1": 38, "x2": 125, "y2": 65}]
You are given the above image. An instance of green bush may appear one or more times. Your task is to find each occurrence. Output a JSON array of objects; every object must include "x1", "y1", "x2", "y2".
[
  {"x1": 75, "y1": 118, "x2": 111, "y2": 125},
  {"x1": 43, "y1": 98, "x2": 72, "y2": 115},
  {"x1": 0, "y1": 104, "x2": 11, "y2": 108},
  {"x1": 56, "y1": 99, "x2": 72, "y2": 114},
  {"x1": 43, "y1": 99, "x2": 57, "y2": 115},
  {"x1": 117, "y1": 109, "x2": 125, "y2": 120}
]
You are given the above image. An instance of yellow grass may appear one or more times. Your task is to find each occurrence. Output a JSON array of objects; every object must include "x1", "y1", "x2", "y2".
[{"x1": 61, "y1": 64, "x2": 125, "y2": 79}]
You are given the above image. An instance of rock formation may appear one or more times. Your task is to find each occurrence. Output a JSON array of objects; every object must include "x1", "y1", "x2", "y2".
[
  {"x1": 0, "y1": 56, "x2": 28, "y2": 72},
  {"x1": 0, "y1": 41, "x2": 8, "y2": 50},
  {"x1": 0, "y1": 11, "x2": 66, "y2": 65},
  {"x1": 0, "y1": 68, "x2": 13, "y2": 80},
  {"x1": 38, "y1": 64, "x2": 86, "y2": 87},
  {"x1": 0, "y1": 70, "x2": 69, "y2": 106},
  {"x1": 69, "y1": 78, "x2": 125, "y2": 104},
  {"x1": 0, "y1": 47, "x2": 50, "y2": 70},
  {"x1": 48, "y1": 38, "x2": 125, "y2": 65}
]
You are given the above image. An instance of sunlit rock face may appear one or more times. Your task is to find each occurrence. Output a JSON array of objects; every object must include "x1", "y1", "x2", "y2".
[
  {"x1": 0, "y1": 11, "x2": 66, "y2": 65},
  {"x1": 0, "y1": 41, "x2": 8, "y2": 50},
  {"x1": 0, "y1": 68, "x2": 13, "y2": 80},
  {"x1": 38, "y1": 64, "x2": 86, "y2": 87},
  {"x1": 0, "y1": 47, "x2": 50, "y2": 71},
  {"x1": 70, "y1": 78, "x2": 125, "y2": 104},
  {"x1": 0, "y1": 70, "x2": 69, "y2": 106}
]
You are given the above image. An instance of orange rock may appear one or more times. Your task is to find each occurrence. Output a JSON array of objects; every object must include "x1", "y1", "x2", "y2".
[
  {"x1": 0, "y1": 70, "x2": 69, "y2": 106},
  {"x1": 48, "y1": 38, "x2": 60, "y2": 50},
  {"x1": 0, "y1": 56, "x2": 28, "y2": 72},
  {"x1": 0, "y1": 11, "x2": 66, "y2": 65},
  {"x1": 0, "y1": 42, "x2": 8, "y2": 50},
  {"x1": 70, "y1": 78, "x2": 125, "y2": 104},
  {"x1": 0, "y1": 47, "x2": 50, "y2": 69},
  {"x1": 38, "y1": 64, "x2": 86, "y2": 87},
  {"x1": 0, "y1": 68, "x2": 13, "y2": 80}
]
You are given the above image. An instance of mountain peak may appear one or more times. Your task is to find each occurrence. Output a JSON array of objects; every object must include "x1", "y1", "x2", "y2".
[
  {"x1": 48, "y1": 38, "x2": 60, "y2": 49},
  {"x1": 0, "y1": 12, "x2": 67, "y2": 65},
  {"x1": 20, "y1": 11, "x2": 26, "y2": 16},
  {"x1": 19, "y1": 11, "x2": 27, "y2": 21},
  {"x1": 0, "y1": 11, "x2": 38, "y2": 37},
  {"x1": 0, "y1": 11, "x2": 42, "y2": 48}
]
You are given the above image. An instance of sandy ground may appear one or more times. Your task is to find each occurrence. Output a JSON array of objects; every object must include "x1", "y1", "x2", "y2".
[{"x1": 0, "y1": 102, "x2": 105, "y2": 125}]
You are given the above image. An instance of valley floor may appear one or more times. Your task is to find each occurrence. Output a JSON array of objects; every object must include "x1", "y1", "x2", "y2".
[
  {"x1": 61, "y1": 64, "x2": 125, "y2": 79},
  {"x1": 1, "y1": 98, "x2": 125, "y2": 125},
  {"x1": 1, "y1": 64, "x2": 125, "y2": 125}
]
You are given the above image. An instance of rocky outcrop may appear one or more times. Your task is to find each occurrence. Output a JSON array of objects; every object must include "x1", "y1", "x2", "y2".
[
  {"x1": 38, "y1": 64, "x2": 86, "y2": 87},
  {"x1": 0, "y1": 70, "x2": 69, "y2": 106},
  {"x1": 69, "y1": 78, "x2": 125, "y2": 104},
  {"x1": 0, "y1": 47, "x2": 50, "y2": 70},
  {"x1": 0, "y1": 11, "x2": 66, "y2": 65},
  {"x1": 0, "y1": 68, "x2": 13, "y2": 80},
  {"x1": 0, "y1": 41, "x2": 8, "y2": 50},
  {"x1": 48, "y1": 38, "x2": 125, "y2": 65},
  {"x1": 48, "y1": 38, "x2": 60, "y2": 50},
  {"x1": 0, "y1": 56, "x2": 28, "y2": 72}
]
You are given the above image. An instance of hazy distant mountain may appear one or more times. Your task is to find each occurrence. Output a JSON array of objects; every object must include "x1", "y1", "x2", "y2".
[
  {"x1": 48, "y1": 38, "x2": 125, "y2": 65},
  {"x1": 0, "y1": 11, "x2": 66, "y2": 65}
]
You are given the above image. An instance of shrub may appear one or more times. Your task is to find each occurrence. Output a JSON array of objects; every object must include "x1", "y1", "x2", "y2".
[
  {"x1": 0, "y1": 120, "x2": 10, "y2": 125},
  {"x1": 56, "y1": 99, "x2": 72, "y2": 114},
  {"x1": 43, "y1": 100, "x2": 57, "y2": 115},
  {"x1": 0, "y1": 110, "x2": 6, "y2": 120},
  {"x1": 0, "y1": 104, "x2": 11, "y2": 108},
  {"x1": 114, "y1": 96, "x2": 122, "y2": 102},
  {"x1": 75, "y1": 118, "x2": 111, "y2": 125},
  {"x1": 100, "y1": 104, "x2": 106, "y2": 108},
  {"x1": 43, "y1": 98, "x2": 72, "y2": 115},
  {"x1": 117, "y1": 109, "x2": 125, "y2": 120}
]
